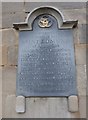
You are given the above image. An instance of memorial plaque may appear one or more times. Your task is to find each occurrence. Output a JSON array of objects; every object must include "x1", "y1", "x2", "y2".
[{"x1": 16, "y1": 12, "x2": 77, "y2": 97}]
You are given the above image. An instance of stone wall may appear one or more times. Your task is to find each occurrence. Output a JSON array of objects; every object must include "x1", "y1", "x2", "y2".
[{"x1": 0, "y1": 1, "x2": 87, "y2": 118}]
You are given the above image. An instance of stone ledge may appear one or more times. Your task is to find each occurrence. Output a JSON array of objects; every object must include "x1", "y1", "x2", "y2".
[{"x1": 3, "y1": 95, "x2": 80, "y2": 118}]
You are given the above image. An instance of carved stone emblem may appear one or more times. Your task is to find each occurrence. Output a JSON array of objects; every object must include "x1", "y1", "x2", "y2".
[{"x1": 38, "y1": 16, "x2": 52, "y2": 28}]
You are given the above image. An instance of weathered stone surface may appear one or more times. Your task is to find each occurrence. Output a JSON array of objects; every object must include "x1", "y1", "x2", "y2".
[
  {"x1": 0, "y1": 67, "x2": 2, "y2": 119},
  {"x1": 2, "y1": 66, "x2": 16, "y2": 95},
  {"x1": 1, "y1": 28, "x2": 18, "y2": 65},
  {"x1": 2, "y1": 2, "x2": 24, "y2": 13},
  {"x1": 86, "y1": 95, "x2": 88, "y2": 118},
  {"x1": 16, "y1": 96, "x2": 25, "y2": 113},
  {"x1": 0, "y1": 2, "x2": 2, "y2": 29},
  {"x1": 78, "y1": 24, "x2": 87, "y2": 44},
  {"x1": 0, "y1": 30, "x2": 2, "y2": 45},
  {"x1": 72, "y1": 27, "x2": 79, "y2": 44},
  {"x1": 76, "y1": 65, "x2": 86, "y2": 96},
  {"x1": 3, "y1": 94, "x2": 80, "y2": 118},
  {"x1": 2, "y1": 45, "x2": 7, "y2": 65},
  {"x1": 24, "y1": 2, "x2": 86, "y2": 12},
  {"x1": 1, "y1": 0, "x2": 24, "y2": 1},
  {"x1": 61, "y1": 8, "x2": 86, "y2": 24},
  {"x1": 0, "y1": 44, "x2": 18, "y2": 66},
  {"x1": 0, "y1": 45, "x2": 2, "y2": 65},
  {"x1": 2, "y1": 12, "x2": 26, "y2": 28},
  {"x1": 79, "y1": 96, "x2": 86, "y2": 118},
  {"x1": 75, "y1": 44, "x2": 86, "y2": 65},
  {"x1": 0, "y1": 45, "x2": 8, "y2": 65},
  {"x1": 2, "y1": 66, "x2": 16, "y2": 117},
  {"x1": 2, "y1": 28, "x2": 18, "y2": 46},
  {"x1": 24, "y1": 3, "x2": 86, "y2": 24},
  {"x1": 7, "y1": 45, "x2": 18, "y2": 65},
  {"x1": 68, "y1": 96, "x2": 79, "y2": 112},
  {"x1": 3, "y1": 95, "x2": 16, "y2": 118}
]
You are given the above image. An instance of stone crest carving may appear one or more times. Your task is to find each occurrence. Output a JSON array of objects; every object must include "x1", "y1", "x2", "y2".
[{"x1": 38, "y1": 16, "x2": 52, "y2": 28}]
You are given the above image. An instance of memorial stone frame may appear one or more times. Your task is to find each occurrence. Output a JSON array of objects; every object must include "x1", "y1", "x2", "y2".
[{"x1": 13, "y1": 6, "x2": 78, "y2": 113}]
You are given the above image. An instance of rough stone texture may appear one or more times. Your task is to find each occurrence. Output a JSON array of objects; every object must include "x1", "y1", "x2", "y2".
[
  {"x1": 2, "y1": 28, "x2": 18, "y2": 46},
  {"x1": 72, "y1": 27, "x2": 79, "y2": 44},
  {"x1": 4, "y1": 94, "x2": 80, "y2": 118},
  {"x1": 7, "y1": 45, "x2": 18, "y2": 65},
  {"x1": 24, "y1": 2, "x2": 86, "y2": 12},
  {"x1": 0, "y1": 45, "x2": 8, "y2": 65},
  {"x1": 84, "y1": 95, "x2": 88, "y2": 118},
  {"x1": 0, "y1": 30, "x2": 2, "y2": 45},
  {"x1": 0, "y1": 30, "x2": 2, "y2": 65},
  {"x1": 1, "y1": 28, "x2": 18, "y2": 65},
  {"x1": 1, "y1": 0, "x2": 24, "y2": 2},
  {"x1": 75, "y1": 44, "x2": 86, "y2": 65},
  {"x1": 16, "y1": 96, "x2": 25, "y2": 113},
  {"x1": 61, "y1": 8, "x2": 86, "y2": 24},
  {"x1": 78, "y1": 24, "x2": 87, "y2": 44},
  {"x1": 2, "y1": 45, "x2": 8, "y2": 65},
  {"x1": 68, "y1": 96, "x2": 79, "y2": 112},
  {"x1": 0, "y1": 2, "x2": 2, "y2": 29},
  {"x1": 0, "y1": 45, "x2": 2, "y2": 65},
  {"x1": 2, "y1": 12, "x2": 26, "y2": 28},
  {"x1": 24, "y1": 3, "x2": 86, "y2": 24},
  {"x1": 2, "y1": 66, "x2": 16, "y2": 95},
  {"x1": 2, "y1": 2, "x2": 24, "y2": 13},
  {"x1": 2, "y1": 66, "x2": 16, "y2": 117},
  {"x1": 79, "y1": 96, "x2": 86, "y2": 118},
  {"x1": 76, "y1": 65, "x2": 86, "y2": 96},
  {"x1": 0, "y1": 67, "x2": 2, "y2": 119}
]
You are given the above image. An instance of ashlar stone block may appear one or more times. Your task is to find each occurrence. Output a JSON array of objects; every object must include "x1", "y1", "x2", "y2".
[
  {"x1": 2, "y1": 28, "x2": 18, "y2": 46},
  {"x1": 0, "y1": 45, "x2": 8, "y2": 65}
]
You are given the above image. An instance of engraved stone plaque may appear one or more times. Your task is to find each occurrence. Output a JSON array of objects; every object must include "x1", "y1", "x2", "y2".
[{"x1": 14, "y1": 8, "x2": 77, "y2": 97}]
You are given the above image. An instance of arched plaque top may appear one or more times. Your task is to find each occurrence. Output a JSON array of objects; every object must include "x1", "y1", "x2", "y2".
[{"x1": 13, "y1": 6, "x2": 78, "y2": 31}]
